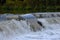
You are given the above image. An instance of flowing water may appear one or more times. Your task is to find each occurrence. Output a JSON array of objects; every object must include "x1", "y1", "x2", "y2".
[{"x1": 0, "y1": 14, "x2": 60, "y2": 40}]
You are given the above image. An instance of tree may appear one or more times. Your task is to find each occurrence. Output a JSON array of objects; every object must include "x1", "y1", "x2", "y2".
[{"x1": 0, "y1": 0, "x2": 6, "y2": 5}]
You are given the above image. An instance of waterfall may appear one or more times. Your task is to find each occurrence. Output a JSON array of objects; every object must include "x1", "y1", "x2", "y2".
[
  {"x1": 0, "y1": 19, "x2": 32, "y2": 37},
  {"x1": 0, "y1": 19, "x2": 42, "y2": 37},
  {"x1": 0, "y1": 13, "x2": 60, "y2": 40}
]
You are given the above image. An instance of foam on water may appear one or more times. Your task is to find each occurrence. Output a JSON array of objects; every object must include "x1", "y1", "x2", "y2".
[
  {"x1": 0, "y1": 19, "x2": 32, "y2": 38},
  {"x1": 0, "y1": 17, "x2": 60, "y2": 40}
]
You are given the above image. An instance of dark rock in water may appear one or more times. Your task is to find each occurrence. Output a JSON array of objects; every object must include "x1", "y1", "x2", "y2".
[
  {"x1": 37, "y1": 21, "x2": 44, "y2": 28},
  {"x1": 18, "y1": 16, "x2": 25, "y2": 20},
  {"x1": 37, "y1": 21, "x2": 43, "y2": 26}
]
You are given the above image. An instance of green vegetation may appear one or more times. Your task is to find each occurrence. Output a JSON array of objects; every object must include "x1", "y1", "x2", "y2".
[{"x1": 0, "y1": 0, "x2": 60, "y2": 14}]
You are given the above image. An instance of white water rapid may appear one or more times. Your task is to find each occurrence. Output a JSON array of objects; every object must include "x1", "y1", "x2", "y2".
[{"x1": 0, "y1": 13, "x2": 60, "y2": 40}]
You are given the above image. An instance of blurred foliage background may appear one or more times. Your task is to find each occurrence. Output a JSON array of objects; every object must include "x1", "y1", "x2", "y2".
[{"x1": 0, "y1": 0, "x2": 60, "y2": 14}]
